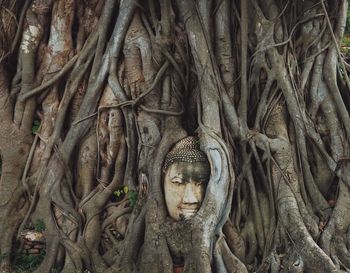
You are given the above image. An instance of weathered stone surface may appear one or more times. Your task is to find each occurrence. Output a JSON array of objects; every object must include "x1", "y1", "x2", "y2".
[
  {"x1": 34, "y1": 244, "x2": 44, "y2": 249},
  {"x1": 28, "y1": 248, "x2": 40, "y2": 254},
  {"x1": 21, "y1": 231, "x2": 45, "y2": 243}
]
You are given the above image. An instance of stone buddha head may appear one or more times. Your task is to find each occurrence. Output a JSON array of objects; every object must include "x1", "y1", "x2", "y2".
[{"x1": 163, "y1": 137, "x2": 210, "y2": 221}]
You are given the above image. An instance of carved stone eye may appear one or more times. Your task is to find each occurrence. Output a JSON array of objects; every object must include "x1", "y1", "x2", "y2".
[{"x1": 171, "y1": 178, "x2": 184, "y2": 184}]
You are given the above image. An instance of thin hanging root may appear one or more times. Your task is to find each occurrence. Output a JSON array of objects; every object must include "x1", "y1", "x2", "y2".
[
  {"x1": 268, "y1": 50, "x2": 330, "y2": 218},
  {"x1": 97, "y1": 85, "x2": 124, "y2": 184},
  {"x1": 20, "y1": 134, "x2": 38, "y2": 197},
  {"x1": 76, "y1": 133, "x2": 97, "y2": 199},
  {"x1": 19, "y1": 55, "x2": 79, "y2": 101},
  {"x1": 308, "y1": 52, "x2": 325, "y2": 118},
  {"x1": 321, "y1": 174, "x2": 350, "y2": 265},
  {"x1": 14, "y1": 3, "x2": 47, "y2": 129},
  {"x1": 334, "y1": 237, "x2": 350, "y2": 268},
  {"x1": 246, "y1": 167, "x2": 266, "y2": 251},
  {"x1": 60, "y1": 0, "x2": 137, "y2": 162},
  {"x1": 101, "y1": 202, "x2": 132, "y2": 230},
  {"x1": 2, "y1": 1, "x2": 350, "y2": 272},
  {"x1": 215, "y1": 235, "x2": 248, "y2": 273},
  {"x1": 321, "y1": 0, "x2": 350, "y2": 95},
  {"x1": 223, "y1": 220, "x2": 246, "y2": 262},
  {"x1": 266, "y1": 133, "x2": 337, "y2": 273}
]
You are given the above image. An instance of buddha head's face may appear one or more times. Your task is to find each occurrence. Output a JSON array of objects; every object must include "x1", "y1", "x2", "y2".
[
  {"x1": 164, "y1": 161, "x2": 209, "y2": 220},
  {"x1": 163, "y1": 137, "x2": 210, "y2": 221}
]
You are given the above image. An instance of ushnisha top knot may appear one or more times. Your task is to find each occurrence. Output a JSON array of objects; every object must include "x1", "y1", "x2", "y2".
[{"x1": 163, "y1": 136, "x2": 209, "y2": 172}]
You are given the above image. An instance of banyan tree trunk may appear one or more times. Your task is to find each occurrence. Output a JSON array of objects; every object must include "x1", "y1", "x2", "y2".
[{"x1": 0, "y1": 0, "x2": 350, "y2": 273}]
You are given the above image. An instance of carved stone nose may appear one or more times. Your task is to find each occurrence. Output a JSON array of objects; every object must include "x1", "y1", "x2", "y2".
[{"x1": 183, "y1": 183, "x2": 198, "y2": 204}]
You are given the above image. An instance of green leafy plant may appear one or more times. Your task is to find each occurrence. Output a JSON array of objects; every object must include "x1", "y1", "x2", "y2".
[
  {"x1": 128, "y1": 190, "x2": 138, "y2": 207},
  {"x1": 0, "y1": 252, "x2": 9, "y2": 263},
  {"x1": 13, "y1": 250, "x2": 45, "y2": 273},
  {"x1": 112, "y1": 186, "x2": 138, "y2": 207},
  {"x1": 343, "y1": 36, "x2": 350, "y2": 47},
  {"x1": 31, "y1": 120, "x2": 41, "y2": 134},
  {"x1": 34, "y1": 219, "x2": 46, "y2": 232},
  {"x1": 112, "y1": 186, "x2": 127, "y2": 203},
  {"x1": 113, "y1": 185, "x2": 129, "y2": 198},
  {"x1": 341, "y1": 35, "x2": 350, "y2": 56}
]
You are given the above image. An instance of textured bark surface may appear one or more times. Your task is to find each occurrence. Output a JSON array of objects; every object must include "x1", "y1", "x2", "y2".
[{"x1": 0, "y1": 0, "x2": 350, "y2": 273}]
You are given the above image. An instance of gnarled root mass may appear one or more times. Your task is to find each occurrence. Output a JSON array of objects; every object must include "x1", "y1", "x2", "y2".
[{"x1": 0, "y1": 0, "x2": 349, "y2": 273}]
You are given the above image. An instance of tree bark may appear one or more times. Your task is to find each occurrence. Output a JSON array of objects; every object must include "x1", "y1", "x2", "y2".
[{"x1": 0, "y1": 1, "x2": 349, "y2": 273}]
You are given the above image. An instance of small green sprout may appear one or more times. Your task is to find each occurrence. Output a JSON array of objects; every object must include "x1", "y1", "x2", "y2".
[
  {"x1": 31, "y1": 120, "x2": 41, "y2": 134},
  {"x1": 112, "y1": 186, "x2": 138, "y2": 207}
]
